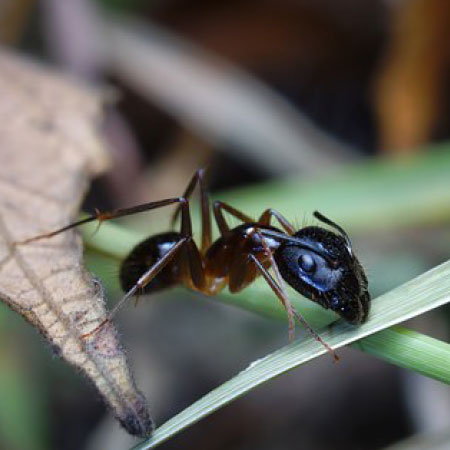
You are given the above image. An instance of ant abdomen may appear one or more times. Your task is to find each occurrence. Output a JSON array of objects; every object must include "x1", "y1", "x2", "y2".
[{"x1": 119, "y1": 232, "x2": 182, "y2": 293}]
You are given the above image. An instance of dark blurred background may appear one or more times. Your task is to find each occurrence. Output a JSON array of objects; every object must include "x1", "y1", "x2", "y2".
[{"x1": 1, "y1": 1, "x2": 450, "y2": 449}]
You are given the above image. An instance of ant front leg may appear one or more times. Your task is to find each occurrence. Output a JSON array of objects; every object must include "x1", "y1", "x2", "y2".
[
  {"x1": 249, "y1": 229, "x2": 338, "y2": 361},
  {"x1": 248, "y1": 254, "x2": 296, "y2": 340}
]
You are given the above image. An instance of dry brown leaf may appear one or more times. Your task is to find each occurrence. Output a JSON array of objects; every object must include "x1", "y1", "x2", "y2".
[{"x1": 0, "y1": 49, "x2": 152, "y2": 437}]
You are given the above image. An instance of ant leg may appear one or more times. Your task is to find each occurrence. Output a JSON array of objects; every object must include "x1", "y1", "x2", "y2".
[
  {"x1": 258, "y1": 209, "x2": 295, "y2": 235},
  {"x1": 213, "y1": 201, "x2": 253, "y2": 235},
  {"x1": 176, "y1": 197, "x2": 206, "y2": 290},
  {"x1": 85, "y1": 197, "x2": 205, "y2": 337},
  {"x1": 16, "y1": 197, "x2": 187, "y2": 245},
  {"x1": 249, "y1": 254, "x2": 338, "y2": 361},
  {"x1": 247, "y1": 253, "x2": 296, "y2": 340},
  {"x1": 250, "y1": 227, "x2": 338, "y2": 360},
  {"x1": 83, "y1": 237, "x2": 188, "y2": 337},
  {"x1": 110, "y1": 238, "x2": 187, "y2": 318},
  {"x1": 171, "y1": 169, "x2": 212, "y2": 253}
]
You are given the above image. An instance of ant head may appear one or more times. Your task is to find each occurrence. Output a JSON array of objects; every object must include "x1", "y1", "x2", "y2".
[{"x1": 273, "y1": 212, "x2": 370, "y2": 324}]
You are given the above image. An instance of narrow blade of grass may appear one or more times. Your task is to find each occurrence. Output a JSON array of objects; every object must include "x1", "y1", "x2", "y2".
[{"x1": 354, "y1": 326, "x2": 450, "y2": 384}]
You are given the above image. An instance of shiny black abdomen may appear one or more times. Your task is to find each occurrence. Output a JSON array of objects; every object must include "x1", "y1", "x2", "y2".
[{"x1": 119, "y1": 232, "x2": 182, "y2": 293}]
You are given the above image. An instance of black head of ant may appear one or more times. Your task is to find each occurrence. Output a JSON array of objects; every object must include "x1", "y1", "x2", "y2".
[{"x1": 263, "y1": 211, "x2": 370, "y2": 325}]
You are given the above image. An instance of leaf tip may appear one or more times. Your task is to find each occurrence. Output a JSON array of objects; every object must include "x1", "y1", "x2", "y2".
[{"x1": 117, "y1": 391, "x2": 154, "y2": 438}]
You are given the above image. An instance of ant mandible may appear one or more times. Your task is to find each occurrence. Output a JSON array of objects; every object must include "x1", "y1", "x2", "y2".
[{"x1": 19, "y1": 169, "x2": 370, "y2": 360}]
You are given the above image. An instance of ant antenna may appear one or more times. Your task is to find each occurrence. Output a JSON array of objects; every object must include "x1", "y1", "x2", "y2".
[{"x1": 313, "y1": 211, "x2": 353, "y2": 256}]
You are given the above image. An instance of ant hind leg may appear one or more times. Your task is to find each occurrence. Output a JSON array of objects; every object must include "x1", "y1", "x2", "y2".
[
  {"x1": 81, "y1": 237, "x2": 188, "y2": 338},
  {"x1": 16, "y1": 197, "x2": 189, "y2": 245},
  {"x1": 170, "y1": 169, "x2": 212, "y2": 253}
]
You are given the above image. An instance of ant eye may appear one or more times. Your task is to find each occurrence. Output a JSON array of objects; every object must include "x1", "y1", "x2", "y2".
[{"x1": 298, "y1": 254, "x2": 316, "y2": 273}]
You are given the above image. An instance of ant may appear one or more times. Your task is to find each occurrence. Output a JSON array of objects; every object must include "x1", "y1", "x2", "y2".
[{"x1": 18, "y1": 169, "x2": 370, "y2": 360}]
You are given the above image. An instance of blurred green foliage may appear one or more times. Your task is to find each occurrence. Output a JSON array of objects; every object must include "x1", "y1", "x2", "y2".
[{"x1": 0, "y1": 307, "x2": 50, "y2": 450}]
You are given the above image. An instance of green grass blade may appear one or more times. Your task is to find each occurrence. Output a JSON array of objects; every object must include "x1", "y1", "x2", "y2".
[
  {"x1": 216, "y1": 142, "x2": 450, "y2": 231},
  {"x1": 354, "y1": 326, "x2": 450, "y2": 384},
  {"x1": 133, "y1": 260, "x2": 450, "y2": 449}
]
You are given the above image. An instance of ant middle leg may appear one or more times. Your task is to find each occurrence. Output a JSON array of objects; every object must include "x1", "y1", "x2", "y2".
[
  {"x1": 213, "y1": 201, "x2": 253, "y2": 235},
  {"x1": 257, "y1": 209, "x2": 295, "y2": 235}
]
